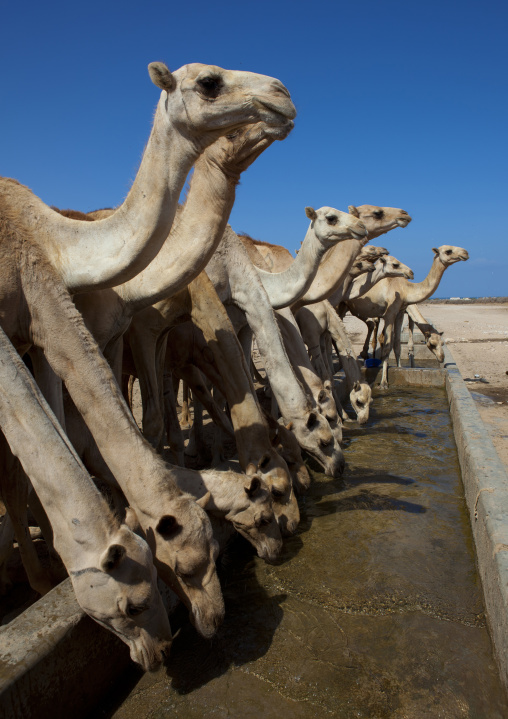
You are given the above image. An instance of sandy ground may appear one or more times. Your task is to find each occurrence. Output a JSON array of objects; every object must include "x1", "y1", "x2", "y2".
[{"x1": 344, "y1": 303, "x2": 508, "y2": 473}]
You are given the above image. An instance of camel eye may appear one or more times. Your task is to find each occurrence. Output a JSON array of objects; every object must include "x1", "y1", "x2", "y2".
[
  {"x1": 373, "y1": 210, "x2": 384, "y2": 219},
  {"x1": 445, "y1": 249, "x2": 452, "y2": 255},
  {"x1": 393, "y1": 263, "x2": 399, "y2": 268},
  {"x1": 260, "y1": 516, "x2": 272, "y2": 527},
  {"x1": 127, "y1": 603, "x2": 147, "y2": 617},
  {"x1": 197, "y1": 76, "x2": 222, "y2": 98},
  {"x1": 356, "y1": 401, "x2": 364, "y2": 407},
  {"x1": 326, "y1": 215, "x2": 338, "y2": 225},
  {"x1": 271, "y1": 488, "x2": 285, "y2": 499}
]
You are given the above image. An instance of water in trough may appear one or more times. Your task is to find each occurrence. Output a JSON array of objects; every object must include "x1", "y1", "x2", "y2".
[{"x1": 93, "y1": 387, "x2": 508, "y2": 718}]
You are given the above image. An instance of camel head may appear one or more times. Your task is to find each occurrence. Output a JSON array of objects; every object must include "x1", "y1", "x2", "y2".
[
  {"x1": 221, "y1": 475, "x2": 283, "y2": 563},
  {"x1": 357, "y1": 245, "x2": 389, "y2": 262},
  {"x1": 70, "y1": 521, "x2": 172, "y2": 672},
  {"x1": 424, "y1": 330, "x2": 445, "y2": 362},
  {"x1": 270, "y1": 421, "x2": 311, "y2": 495},
  {"x1": 378, "y1": 255, "x2": 414, "y2": 279},
  {"x1": 244, "y1": 447, "x2": 300, "y2": 536},
  {"x1": 202, "y1": 120, "x2": 293, "y2": 183},
  {"x1": 349, "y1": 258, "x2": 376, "y2": 278},
  {"x1": 316, "y1": 380, "x2": 343, "y2": 445},
  {"x1": 305, "y1": 206, "x2": 367, "y2": 246},
  {"x1": 432, "y1": 245, "x2": 469, "y2": 266},
  {"x1": 289, "y1": 407, "x2": 345, "y2": 478},
  {"x1": 349, "y1": 380, "x2": 373, "y2": 425},
  {"x1": 144, "y1": 491, "x2": 224, "y2": 639},
  {"x1": 149, "y1": 62, "x2": 296, "y2": 148},
  {"x1": 348, "y1": 205, "x2": 412, "y2": 240}
]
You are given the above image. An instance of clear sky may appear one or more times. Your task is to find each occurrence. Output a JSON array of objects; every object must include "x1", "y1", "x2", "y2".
[{"x1": 1, "y1": 0, "x2": 507, "y2": 297}]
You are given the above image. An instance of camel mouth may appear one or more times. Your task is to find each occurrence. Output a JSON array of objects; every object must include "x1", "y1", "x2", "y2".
[
  {"x1": 396, "y1": 218, "x2": 410, "y2": 228},
  {"x1": 351, "y1": 229, "x2": 368, "y2": 240},
  {"x1": 254, "y1": 97, "x2": 297, "y2": 123},
  {"x1": 406, "y1": 270, "x2": 415, "y2": 279}
]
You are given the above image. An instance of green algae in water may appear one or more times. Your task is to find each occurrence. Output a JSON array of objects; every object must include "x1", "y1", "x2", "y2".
[{"x1": 96, "y1": 387, "x2": 507, "y2": 719}]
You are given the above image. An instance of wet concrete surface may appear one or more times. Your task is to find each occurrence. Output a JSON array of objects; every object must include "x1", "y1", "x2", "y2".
[{"x1": 92, "y1": 388, "x2": 508, "y2": 718}]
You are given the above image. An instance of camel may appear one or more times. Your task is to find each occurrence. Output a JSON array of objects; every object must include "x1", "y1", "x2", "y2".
[
  {"x1": 343, "y1": 246, "x2": 469, "y2": 388},
  {"x1": 172, "y1": 471, "x2": 283, "y2": 563},
  {"x1": 405, "y1": 304, "x2": 445, "y2": 365},
  {"x1": 238, "y1": 206, "x2": 368, "y2": 310},
  {"x1": 295, "y1": 256, "x2": 414, "y2": 422},
  {"x1": 1, "y1": 62, "x2": 295, "y2": 296},
  {"x1": 0, "y1": 326, "x2": 172, "y2": 672},
  {"x1": 204, "y1": 222, "x2": 347, "y2": 476},
  {"x1": 238, "y1": 208, "x2": 411, "y2": 426},
  {"x1": 0, "y1": 64, "x2": 295, "y2": 637},
  {"x1": 252, "y1": 205, "x2": 412, "y2": 311}
]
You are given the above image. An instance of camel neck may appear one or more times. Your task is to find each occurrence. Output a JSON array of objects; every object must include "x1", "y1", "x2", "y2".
[
  {"x1": 30, "y1": 98, "x2": 200, "y2": 293},
  {"x1": 291, "y1": 239, "x2": 362, "y2": 310},
  {"x1": 254, "y1": 226, "x2": 326, "y2": 310},
  {"x1": 0, "y1": 327, "x2": 116, "y2": 569},
  {"x1": 116, "y1": 154, "x2": 237, "y2": 312},
  {"x1": 404, "y1": 258, "x2": 446, "y2": 305}
]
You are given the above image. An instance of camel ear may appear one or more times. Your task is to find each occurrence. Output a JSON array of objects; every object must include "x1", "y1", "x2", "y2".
[
  {"x1": 432, "y1": 247, "x2": 439, "y2": 255},
  {"x1": 379, "y1": 256, "x2": 387, "y2": 264},
  {"x1": 245, "y1": 476, "x2": 261, "y2": 498},
  {"x1": 156, "y1": 515, "x2": 180, "y2": 537},
  {"x1": 269, "y1": 428, "x2": 280, "y2": 446},
  {"x1": 348, "y1": 205, "x2": 360, "y2": 217},
  {"x1": 196, "y1": 492, "x2": 212, "y2": 510},
  {"x1": 123, "y1": 507, "x2": 142, "y2": 534},
  {"x1": 100, "y1": 543, "x2": 126, "y2": 573},
  {"x1": 317, "y1": 389, "x2": 327, "y2": 403},
  {"x1": 323, "y1": 380, "x2": 332, "y2": 391},
  {"x1": 353, "y1": 380, "x2": 361, "y2": 391},
  {"x1": 148, "y1": 62, "x2": 176, "y2": 92},
  {"x1": 424, "y1": 331, "x2": 431, "y2": 339},
  {"x1": 305, "y1": 207, "x2": 318, "y2": 221},
  {"x1": 439, "y1": 331, "x2": 444, "y2": 336}
]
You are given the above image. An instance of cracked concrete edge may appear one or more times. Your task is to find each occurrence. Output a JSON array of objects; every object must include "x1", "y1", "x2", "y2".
[{"x1": 442, "y1": 341, "x2": 508, "y2": 691}]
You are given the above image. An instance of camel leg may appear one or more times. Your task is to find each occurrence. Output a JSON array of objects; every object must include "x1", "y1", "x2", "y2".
[
  {"x1": 407, "y1": 315, "x2": 415, "y2": 368},
  {"x1": 162, "y1": 371, "x2": 185, "y2": 466},
  {"x1": 379, "y1": 315, "x2": 396, "y2": 389},
  {"x1": 180, "y1": 381, "x2": 191, "y2": 428},
  {"x1": 0, "y1": 436, "x2": 54, "y2": 596},
  {"x1": 371, "y1": 319, "x2": 380, "y2": 359},
  {"x1": 360, "y1": 320, "x2": 374, "y2": 360},
  {"x1": 394, "y1": 311, "x2": 405, "y2": 368},
  {"x1": 0, "y1": 512, "x2": 15, "y2": 593}
]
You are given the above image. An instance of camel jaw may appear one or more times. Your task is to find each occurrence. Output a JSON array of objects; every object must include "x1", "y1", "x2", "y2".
[{"x1": 396, "y1": 218, "x2": 411, "y2": 228}]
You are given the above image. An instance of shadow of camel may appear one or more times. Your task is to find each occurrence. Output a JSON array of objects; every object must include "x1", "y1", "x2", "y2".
[{"x1": 164, "y1": 535, "x2": 286, "y2": 694}]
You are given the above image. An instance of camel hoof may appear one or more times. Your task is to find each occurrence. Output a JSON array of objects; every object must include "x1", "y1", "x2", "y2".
[{"x1": 378, "y1": 382, "x2": 389, "y2": 390}]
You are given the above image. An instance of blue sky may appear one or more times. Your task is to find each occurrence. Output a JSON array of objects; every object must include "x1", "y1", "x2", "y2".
[{"x1": 1, "y1": 0, "x2": 507, "y2": 297}]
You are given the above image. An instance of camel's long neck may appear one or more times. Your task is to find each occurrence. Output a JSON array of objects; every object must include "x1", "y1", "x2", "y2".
[
  {"x1": 291, "y1": 239, "x2": 362, "y2": 310},
  {"x1": 115, "y1": 156, "x2": 237, "y2": 313},
  {"x1": 254, "y1": 226, "x2": 329, "y2": 310},
  {"x1": 404, "y1": 258, "x2": 447, "y2": 305},
  {"x1": 34, "y1": 100, "x2": 200, "y2": 293},
  {"x1": 0, "y1": 327, "x2": 115, "y2": 569},
  {"x1": 177, "y1": 470, "x2": 242, "y2": 517}
]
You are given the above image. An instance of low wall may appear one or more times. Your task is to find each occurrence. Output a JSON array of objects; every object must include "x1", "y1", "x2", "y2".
[{"x1": 442, "y1": 343, "x2": 508, "y2": 689}]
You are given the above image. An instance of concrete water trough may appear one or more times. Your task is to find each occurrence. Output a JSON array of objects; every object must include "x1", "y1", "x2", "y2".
[{"x1": 1, "y1": 328, "x2": 508, "y2": 717}]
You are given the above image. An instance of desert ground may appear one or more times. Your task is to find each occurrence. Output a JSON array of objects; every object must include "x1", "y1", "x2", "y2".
[{"x1": 344, "y1": 302, "x2": 508, "y2": 472}]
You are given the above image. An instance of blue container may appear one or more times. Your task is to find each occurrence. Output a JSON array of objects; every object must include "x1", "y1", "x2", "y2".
[{"x1": 364, "y1": 358, "x2": 381, "y2": 368}]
